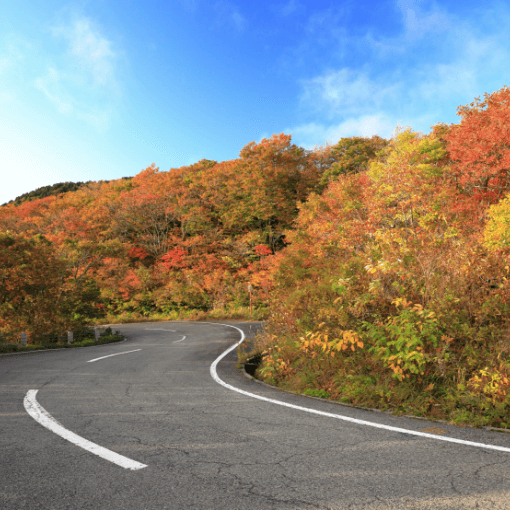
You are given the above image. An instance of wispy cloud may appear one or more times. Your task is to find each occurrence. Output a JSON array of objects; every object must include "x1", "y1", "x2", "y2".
[
  {"x1": 35, "y1": 15, "x2": 121, "y2": 131},
  {"x1": 396, "y1": 0, "x2": 451, "y2": 42},
  {"x1": 286, "y1": 115, "x2": 401, "y2": 150},
  {"x1": 279, "y1": 0, "x2": 300, "y2": 17},
  {"x1": 35, "y1": 67, "x2": 73, "y2": 114},
  {"x1": 213, "y1": 1, "x2": 246, "y2": 32},
  {"x1": 50, "y1": 16, "x2": 118, "y2": 89},
  {"x1": 305, "y1": 6, "x2": 348, "y2": 35},
  {"x1": 288, "y1": 0, "x2": 510, "y2": 147},
  {"x1": 0, "y1": 38, "x2": 32, "y2": 102},
  {"x1": 299, "y1": 68, "x2": 401, "y2": 119},
  {"x1": 52, "y1": 18, "x2": 116, "y2": 88}
]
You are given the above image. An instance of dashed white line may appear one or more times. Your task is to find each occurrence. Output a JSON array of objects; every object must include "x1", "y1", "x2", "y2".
[
  {"x1": 23, "y1": 390, "x2": 147, "y2": 470},
  {"x1": 87, "y1": 349, "x2": 141, "y2": 363},
  {"x1": 173, "y1": 335, "x2": 186, "y2": 343},
  {"x1": 209, "y1": 322, "x2": 510, "y2": 454}
]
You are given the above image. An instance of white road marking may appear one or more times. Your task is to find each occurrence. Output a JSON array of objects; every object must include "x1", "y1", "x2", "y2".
[
  {"x1": 23, "y1": 390, "x2": 147, "y2": 470},
  {"x1": 173, "y1": 336, "x2": 186, "y2": 343},
  {"x1": 87, "y1": 349, "x2": 141, "y2": 363},
  {"x1": 145, "y1": 328, "x2": 176, "y2": 332},
  {"x1": 209, "y1": 322, "x2": 510, "y2": 454}
]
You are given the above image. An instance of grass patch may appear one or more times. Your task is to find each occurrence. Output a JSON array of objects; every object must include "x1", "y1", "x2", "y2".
[
  {"x1": 303, "y1": 389, "x2": 331, "y2": 399},
  {"x1": 96, "y1": 305, "x2": 268, "y2": 326}
]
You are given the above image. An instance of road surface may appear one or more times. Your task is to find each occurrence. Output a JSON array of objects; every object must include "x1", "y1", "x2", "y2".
[{"x1": 1, "y1": 321, "x2": 510, "y2": 509}]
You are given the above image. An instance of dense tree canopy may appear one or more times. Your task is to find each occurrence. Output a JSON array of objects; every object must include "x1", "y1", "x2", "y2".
[
  {"x1": 444, "y1": 85, "x2": 510, "y2": 222},
  {"x1": 2, "y1": 86, "x2": 510, "y2": 353},
  {"x1": 0, "y1": 133, "x2": 344, "y2": 329},
  {"x1": 317, "y1": 135, "x2": 389, "y2": 192},
  {"x1": 4, "y1": 86, "x2": 510, "y2": 427}
]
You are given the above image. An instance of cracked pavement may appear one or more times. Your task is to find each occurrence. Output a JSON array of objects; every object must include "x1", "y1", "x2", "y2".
[{"x1": 1, "y1": 321, "x2": 510, "y2": 509}]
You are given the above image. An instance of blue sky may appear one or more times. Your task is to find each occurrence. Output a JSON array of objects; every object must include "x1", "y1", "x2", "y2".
[{"x1": 1, "y1": 0, "x2": 510, "y2": 205}]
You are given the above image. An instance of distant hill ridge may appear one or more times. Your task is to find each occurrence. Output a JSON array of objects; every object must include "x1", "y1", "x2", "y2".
[{"x1": 3, "y1": 177, "x2": 132, "y2": 207}]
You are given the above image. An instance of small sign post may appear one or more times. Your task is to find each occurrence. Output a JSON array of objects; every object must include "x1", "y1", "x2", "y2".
[{"x1": 247, "y1": 283, "x2": 252, "y2": 315}]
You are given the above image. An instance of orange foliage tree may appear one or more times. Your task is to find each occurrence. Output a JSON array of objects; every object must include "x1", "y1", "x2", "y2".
[
  {"x1": 260, "y1": 118, "x2": 510, "y2": 397},
  {"x1": 0, "y1": 232, "x2": 84, "y2": 335},
  {"x1": 444, "y1": 85, "x2": 510, "y2": 224}
]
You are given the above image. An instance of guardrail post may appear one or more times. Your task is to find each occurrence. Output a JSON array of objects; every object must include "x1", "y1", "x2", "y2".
[
  {"x1": 95, "y1": 328, "x2": 100, "y2": 341},
  {"x1": 67, "y1": 331, "x2": 73, "y2": 345},
  {"x1": 21, "y1": 332, "x2": 27, "y2": 345}
]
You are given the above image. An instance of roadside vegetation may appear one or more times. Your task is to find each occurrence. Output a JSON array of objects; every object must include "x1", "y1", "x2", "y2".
[
  {"x1": 0, "y1": 327, "x2": 124, "y2": 354},
  {"x1": 254, "y1": 86, "x2": 510, "y2": 429},
  {"x1": 2, "y1": 85, "x2": 510, "y2": 428}
]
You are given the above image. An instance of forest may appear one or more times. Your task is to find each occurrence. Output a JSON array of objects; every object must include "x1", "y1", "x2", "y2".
[
  {"x1": 2, "y1": 85, "x2": 510, "y2": 427},
  {"x1": 1, "y1": 178, "x2": 134, "y2": 207}
]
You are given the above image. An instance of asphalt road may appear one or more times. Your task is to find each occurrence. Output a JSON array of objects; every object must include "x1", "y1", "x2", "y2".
[{"x1": 2, "y1": 321, "x2": 510, "y2": 509}]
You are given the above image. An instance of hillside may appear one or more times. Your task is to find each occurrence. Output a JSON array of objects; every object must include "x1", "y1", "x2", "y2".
[
  {"x1": 2, "y1": 85, "x2": 510, "y2": 428},
  {"x1": 2, "y1": 177, "x2": 133, "y2": 207}
]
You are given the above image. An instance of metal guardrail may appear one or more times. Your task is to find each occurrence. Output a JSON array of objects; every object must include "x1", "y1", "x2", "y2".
[{"x1": 0, "y1": 327, "x2": 103, "y2": 346}]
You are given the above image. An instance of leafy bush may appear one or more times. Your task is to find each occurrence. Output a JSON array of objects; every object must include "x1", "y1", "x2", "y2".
[{"x1": 255, "y1": 103, "x2": 510, "y2": 427}]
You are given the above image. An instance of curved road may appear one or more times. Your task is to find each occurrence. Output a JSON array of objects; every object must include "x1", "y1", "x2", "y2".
[{"x1": 1, "y1": 321, "x2": 510, "y2": 509}]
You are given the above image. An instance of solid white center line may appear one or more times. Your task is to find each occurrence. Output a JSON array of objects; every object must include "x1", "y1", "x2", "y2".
[
  {"x1": 173, "y1": 335, "x2": 186, "y2": 343},
  {"x1": 209, "y1": 322, "x2": 510, "y2": 454},
  {"x1": 24, "y1": 390, "x2": 147, "y2": 470},
  {"x1": 87, "y1": 349, "x2": 141, "y2": 363}
]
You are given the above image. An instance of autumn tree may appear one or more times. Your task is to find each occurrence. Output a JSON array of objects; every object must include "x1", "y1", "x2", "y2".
[
  {"x1": 484, "y1": 193, "x2": 510, "y2": 249},
  {"x1": 0, "y1": 233, "x2": 79, "y2": 335},
  {"x1": 236, "y1": 133, "x2": 313, "y2": 250},
  {"x1": 317, "y1": 135, "x2": 389, "y2": 192},
  {"x1": 444, "y1": 85, "x2": 510, "y2": 220}
]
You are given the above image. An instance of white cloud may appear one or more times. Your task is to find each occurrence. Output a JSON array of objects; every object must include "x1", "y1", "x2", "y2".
[
  {"x1": 214, "y1": 1, "x2": 246, "y2": 32},
  {"x1": 34, "y1": 15, "x2": 121, "y2": 131},
  {"x1": 397, "y1": 0, "x2": 450, "y2": 40},
  {"x1": 0, "y1": 38, "x2": 32, "y2": 102},
  {"x1": 305, "y1": 7, "x2": 348, "y2": 36},
  {"x1": 76, "y1": 107, "x2": 112, "y2": 133},
  {"x1": 300, "y1": 68, "x2": 401, "y2": 118},
  {"x1": 280, "y1": 0, "x2": 299, "y2": 16},
  {"x1": 35, "y1": 68, "x2": 73, "y2": 114},
  {"x1": 286, "y1": 114, "x2": 400, "y2": 149},
  {"x1": 51, "y1": 17, "x2": 117, "y2": 88},
  {"x1": 231, "y1": 11, "x2": 245, "y2": 31},
  {"x1": 406, "y1": 16, "x2": 510, "y2": 109},
  {"x1": 293, "y1": 0, "x2": 510, "y2": 148}
]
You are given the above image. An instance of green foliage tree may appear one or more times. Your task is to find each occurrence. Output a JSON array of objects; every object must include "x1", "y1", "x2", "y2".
[{"x1": 317, "y1": 135, "x2": 389, "y2": 192}]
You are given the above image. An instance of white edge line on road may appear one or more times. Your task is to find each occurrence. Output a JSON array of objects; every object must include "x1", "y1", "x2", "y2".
[
  {"x1": 23, "y1": 390, "x2": 147, "y2": 470},
  {"x1": 173, "y1": 336, "x2": 186, "y2": 343},
  {"x1": 87, "y1": 349, "x2": 142, "y2": 363},
  {"x1": 208, "y1": 322, "x2": 510, "y2": 454}
]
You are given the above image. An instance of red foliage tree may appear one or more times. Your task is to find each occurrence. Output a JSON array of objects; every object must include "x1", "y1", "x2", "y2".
[{"x1": 445, "y1": 85, "x2": 510, "y2": 220}]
